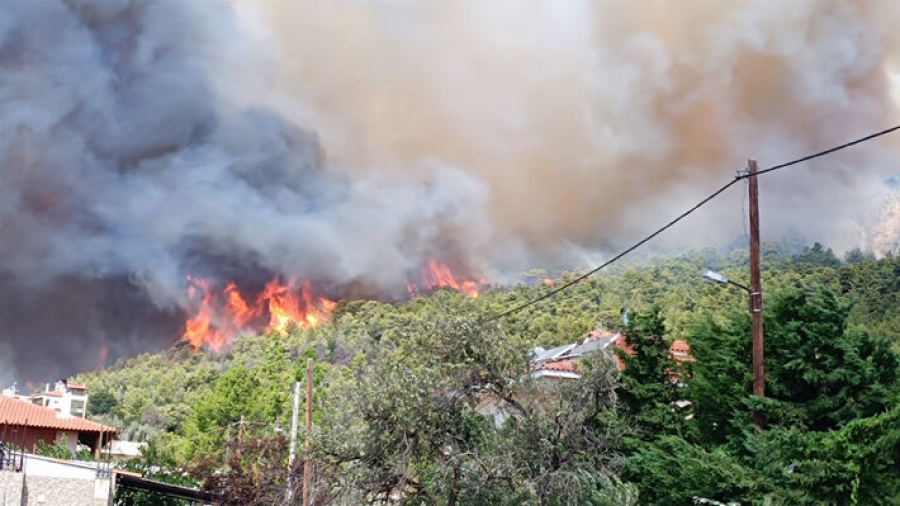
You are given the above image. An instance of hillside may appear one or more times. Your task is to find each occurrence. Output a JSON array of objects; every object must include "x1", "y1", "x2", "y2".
[
  {"x1": 862, "y1": 191, "x2": 900, "y2": 256},
  {"x1": 70, "y1": 242, "x2": 900, "y2": 505}
]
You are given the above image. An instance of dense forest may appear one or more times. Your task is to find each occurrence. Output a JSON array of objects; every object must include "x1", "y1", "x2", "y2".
[{"x1": 71, "y1": 241, "x2": 900, "y2": 505}]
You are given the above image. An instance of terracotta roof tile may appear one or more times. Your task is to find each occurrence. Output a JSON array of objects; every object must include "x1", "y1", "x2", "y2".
[
  {"x1": 535, "y1": 358, "x2": 579, "y2": 373},
  {"x1": 613, "y1": 334, "x2": 636, "y2": 356},
  {"x1": 670, "y1": 340, "x2": 690, "y2": 353},
  {"x1": 0, "y1": 396, "x2": 116, "y2": 434},
  {"x1": 669, "y1": 340, "x2": 696, "y2": 362}
]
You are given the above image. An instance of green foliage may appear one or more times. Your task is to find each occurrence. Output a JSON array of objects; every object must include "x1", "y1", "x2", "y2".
[
  {"x1": 183, "y1": 338, "x2": 296, "y2": 461},
  {"x1": 74, "y1": 351, "x2": 220, "y2": 437},
  {"x1": 312, "y1": 303, "x2": 628, "y2": 505},
  {"x1": 625, "y1": 436, "x2": 776, "y2": 506},
  {"x1": 500, "y1": 357, "x2": 628, "y2": 506},
  {"x1": 839, "y1": 252, "x2": 900, "y2": 337},
  {"x1": 762, "y1": 288, "x2": 899, "y2": 431},
  {"x1": 617, "y1": 307, "x2": 691, "y2": 440},
  {"x1": 88, "y1": 390, "x2": 118, "y2": 416},
  {"x1": 686, "y1": 309, "x2": 754, "y2": 445},
  {"x1": 114, "y1": 446, "x2": 199, "y2": 506},
  {"x1": 794, "y1": 242, "x2": 842, "y2": 268},
  {"x1": 35, "y1": 439, "x2": 73, "y2": 459},
  {"x1": 628, "y1": 281, "x2": 900, "y2": 504},
  {"x1": 73, "y1": 241, "x2": 900, "y2": 505},
  {"x1": 743, "y1": 408, "x2": 900, "y2": 506}
]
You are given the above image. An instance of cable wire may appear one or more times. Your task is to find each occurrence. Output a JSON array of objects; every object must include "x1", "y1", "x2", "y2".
[
  {"x1": 739, "y1": 123, "x2": 900, "y2": 180},
  {"x1": 489, "y1": 178, "x2": 740, "y2": 321},
  {"x1": 489, "y1": 123, "x2": 900, "y2": 321}
]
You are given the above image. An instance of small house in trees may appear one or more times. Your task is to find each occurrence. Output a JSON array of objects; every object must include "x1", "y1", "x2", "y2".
[
  {"x1": 476, "y1": 328, "x2": 696, "y2": 426},
  {"x1": 529, "y1": 329, "x2": 623, "y2": 386},
  {"x1": 530, "y1": 329, "x2": 695, "y2": 382},
  {"x1": 477, "y1": 330, "x2": 622, "y2": 426}
]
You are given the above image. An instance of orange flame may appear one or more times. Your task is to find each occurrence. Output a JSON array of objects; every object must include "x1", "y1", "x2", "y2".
[
  {"x1": 410, "y1": 259, "x2": 485, "y2": 298},
  {"x1": 182, "y1": 276, "x2": 336, "y2": 350},
  {"x1": 260, "y1": 279, "x2": 338, "y2": 333},
  {"x1": 93, "y1": 344, "x2": 109, "y2": 373},
  {"x1": 184, "y1": 276, "x2": 226, "y2": 349}
]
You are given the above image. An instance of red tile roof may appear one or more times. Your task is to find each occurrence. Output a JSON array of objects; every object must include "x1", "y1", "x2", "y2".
[
  {"x1": 613, "y1": 334, "x2": 635, "y2": 356},
  {"x1": 669, "y1": 340, "x2": 696, "y2": 362},
  {"x1": 535, "y1": 358, "x2": 579, "y2": 373},
  {"x1": 670, "y1": 340, "x2": 689, "y2": 352},
  {"x1": 0, "y1": 396, "x2": 116, "y2": 434}
]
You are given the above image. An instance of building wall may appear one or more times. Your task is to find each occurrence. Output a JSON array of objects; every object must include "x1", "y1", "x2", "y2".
[
  {"x1": 55, "y1": 431, "x2": 79, "y2": 455},
  {"x1": 19, "y1": 455, "x2": 112, "y2": 506},
  {"x1": 0, "y1": 448, "x2": 114, "y2": 506},
  {"x1": 21, "y1": 455, "x2": 98, "y2": 480},
  {"x1": 0, "y1": 426, "x2": 57, "y2": 453}
]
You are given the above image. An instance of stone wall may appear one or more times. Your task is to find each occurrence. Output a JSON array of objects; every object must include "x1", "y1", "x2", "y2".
[
  {"x1": 0, "y1": 471, "x2": 24, "y2": 506},
  {"x1": 0, "y1": 456, "x2": 114, "y2": 506},
  {"x1": 21, "y1": 475, "x2": 111, "y2": 506}
]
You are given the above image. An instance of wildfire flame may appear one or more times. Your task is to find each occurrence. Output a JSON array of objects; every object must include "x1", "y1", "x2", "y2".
[
  {"x1": 182, "y1": 260, "x2": 484, "y2": 350},
  {"x1": 409, "y1": 259, "x2": 486, "y2": 298},
  {"x1": 182, "y1": 276, "x2": 337, "y2": 350},
  {"x1": 260, "y1": 279, "x2": 338, "y2": 332},
  {"x1": 93, "y1": 344, "x2": 109, "y2": 373}
]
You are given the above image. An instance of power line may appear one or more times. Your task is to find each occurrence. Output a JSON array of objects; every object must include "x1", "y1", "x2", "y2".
[
  {"x1": 489, "y1": 123, "x2": 900, "y2": 321},
  {"x1": 741, "y1": 123, "x2": 900, "y2": 179},
  {"x1": 489, "y1": 178, "x2": 740, "y2": 321}
]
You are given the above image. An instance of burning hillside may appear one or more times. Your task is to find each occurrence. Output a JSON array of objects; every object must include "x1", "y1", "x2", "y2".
[
  {"x1": 182, "y1": 277, "x2": 337, "y2": 350},
  {"x1": 2, "y1": 1, "x2": 900, "y2": 382},
  {"x1": 182, "y1": 260, "x2": 485, "y2": 350}
]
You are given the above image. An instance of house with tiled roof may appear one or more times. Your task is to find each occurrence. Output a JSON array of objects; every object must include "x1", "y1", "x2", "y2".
[
  {"x1": 531, "y1": 329, "x2": 695, "y2": 381},
  {"x1": 477, "y1": 327, "x2": 696, "y2": 426},
  {"x1": 669, "y1": 339, "x2": 696, "y2": 363},
  {"x1": 31, "y1": 380, "x2": 89, "y2": 418},
  {"x1": 477, "y1": 330, "x2": 623, "y2": 426},
  {"x1": 529, "y1": 329, "x2": 622, "y2": 384},
  {"x1": 0, "y1": 394, "x2": 116, "y2": 457}
]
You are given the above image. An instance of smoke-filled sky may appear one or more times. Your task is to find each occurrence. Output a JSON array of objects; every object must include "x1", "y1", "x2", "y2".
[{"x1": 2, "y1": 0, "x2": 900, "y2": 383}]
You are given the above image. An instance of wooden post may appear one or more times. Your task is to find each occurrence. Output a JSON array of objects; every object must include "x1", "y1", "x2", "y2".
[
  {"x1": 287, "y1": 381, "x2": 301, "y2": 503},
  {"x1": 94, "y1": 431, "x2": 102, "y2": 460},
  {"x1": 303, "y1": 359, "x2": 313, "y2": 506},
  {"x1": 237, "y1": 415, "x2": 245, "y2": 461},
  {"x1": 748, "y1": 159, "x2": 765, "y2": 428}
]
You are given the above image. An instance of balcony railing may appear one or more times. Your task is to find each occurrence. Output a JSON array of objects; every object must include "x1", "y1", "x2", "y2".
[{"x1": 0, "y1": 442, "x2": 24, "y2": 472}]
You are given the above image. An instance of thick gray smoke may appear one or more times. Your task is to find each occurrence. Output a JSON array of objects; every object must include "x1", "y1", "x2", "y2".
[
  {"x1": 0, "y1": 0, "x2": 492, "y2": 382},
  {"x1": 253, "y1": 0, "x2": 900, "y2": 249},
  {"x1": 2, "y1": 0, "x2": 900, "y2": 382}
]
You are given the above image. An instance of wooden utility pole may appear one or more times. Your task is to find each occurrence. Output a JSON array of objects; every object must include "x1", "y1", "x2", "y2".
[
  {"x1": 303, "y1": 358, "x2": 313, "y2": 506},
  {"x1": 748, "y1": 159, "x2": 765, "y2": 428}
]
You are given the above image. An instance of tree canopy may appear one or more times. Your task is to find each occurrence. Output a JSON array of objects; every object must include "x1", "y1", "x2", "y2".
[{"x1": 67, "y1": 242, "x2": 900, "y2": 505}]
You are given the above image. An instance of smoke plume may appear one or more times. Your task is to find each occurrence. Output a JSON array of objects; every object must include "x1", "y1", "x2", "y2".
[{"x1": 2, "y1": 0, "x2": 899, "y2": 382}]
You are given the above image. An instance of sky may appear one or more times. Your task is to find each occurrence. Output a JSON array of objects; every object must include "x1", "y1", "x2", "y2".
[{"x1": 1, "y1": 0, "x2": 899, "y2": 382}]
